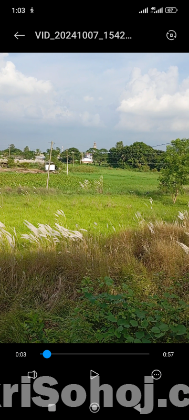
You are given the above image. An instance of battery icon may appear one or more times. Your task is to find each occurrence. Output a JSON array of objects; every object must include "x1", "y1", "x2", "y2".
[{"x1": 165, "y1": 7, "x2": 178, "y2": 13}]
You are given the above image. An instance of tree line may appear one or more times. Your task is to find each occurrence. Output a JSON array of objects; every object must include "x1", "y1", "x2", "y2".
[
  {"x1": 0, "y1": 141, "x2": 166, "y2": 171},
  {"x1": 1, "y1": 139, "x2": 189, "y2": 203}
]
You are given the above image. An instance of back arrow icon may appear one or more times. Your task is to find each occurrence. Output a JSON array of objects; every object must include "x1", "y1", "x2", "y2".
[{"x1": 14, "y1": 32, "x2": 25, "y2": 39}]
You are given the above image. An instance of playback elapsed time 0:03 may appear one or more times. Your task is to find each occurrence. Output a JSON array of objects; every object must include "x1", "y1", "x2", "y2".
[{"x1": 36, "y1": 31, "x2": 131, "y2": 40}]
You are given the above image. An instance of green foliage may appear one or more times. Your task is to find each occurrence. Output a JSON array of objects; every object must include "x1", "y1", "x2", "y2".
[
  {"x1": 158, "y1": 138, "x2": 189, "y2": 203},
  {"x1": 107, "y1": 142, "x2": 164, "y2": 170},
  {"x1": 18, "y1": 311, "x2": 61, "y2": 343},
  {"x1": 60, "y1": 148, "x2": 81, "y2": 164},
  {"x1": 1, "y1": 141, "x2": 166, "y2": 171},
  {"x1": 68, "y1": 277, "x2": 189, "y2": 343},
  {"x1": 23, "y1": 150, "x2": 35, "y2": 160},
  {"x1": 7, "y1": 157, "x2": 15, "y2": 168},
  {"x1": 85, "y1": 148, "x2": 108, "y2": 166},
  {"x1": 22, "y1": 162, "x2": 30, "y2": 169}
]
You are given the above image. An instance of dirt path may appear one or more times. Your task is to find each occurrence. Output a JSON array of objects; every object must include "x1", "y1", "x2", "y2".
[{"x1": 0, "y1": 168, "x2": 45, "y2": 173}]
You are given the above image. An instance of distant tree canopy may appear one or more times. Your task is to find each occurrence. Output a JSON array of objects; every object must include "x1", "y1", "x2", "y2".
[
  {"x1": 4, "y1": 146, "x2": 23, "y2": 158},
  {"x1": 22, "y1": 146, "x2": 35, "y2": 159},
  {"x1": 0, "y1": 141, "x2": 166, "y2": 171},
  {"x1": 9, "y1": 144, "x2": 15, "y2": 150},
  {"x1": 24, "y1": 146, "x2": 30, "y2": 153},
  {"x1": 35, "y1": 148, "x2": 41, "y2": 156},
  {"x1": 107, "y1": 142, "x2": 165, "y2": 170},
  {"x1": 60, "y1": 147, "x2": 81, "y2": 163},
  {"x1": 85, "y1": 148, "x2": 108, "y2": 165},
  {"x1": 158, "y1": 138, "x2": 189, "y2": 203},
  {"x1": 23, "y1": 150, "x2": 35, "y2": 159}
]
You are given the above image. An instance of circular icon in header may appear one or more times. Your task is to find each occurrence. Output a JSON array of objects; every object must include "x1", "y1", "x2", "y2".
[{"x1": 166, "y1": 30, "x2": 177, "y2": 40}]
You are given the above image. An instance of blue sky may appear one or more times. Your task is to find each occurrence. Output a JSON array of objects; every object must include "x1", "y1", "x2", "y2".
[{"x1": 1, "y1": 53, "x2": 189, "y2": 153}]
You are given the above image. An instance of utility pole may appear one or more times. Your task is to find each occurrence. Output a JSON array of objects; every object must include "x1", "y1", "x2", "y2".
[
  {"x1": 46, "y1": 141, "x2": 54, "y2": 190},
  {"x1": 80, "y1": 152, "x2": 83, "y2": 164},
  {"x1": 9, "y1": 145, "x2": 10, "y2": 157},
  {"x1": 66, "y1": 149, "x2": 68, "y2": 175}
]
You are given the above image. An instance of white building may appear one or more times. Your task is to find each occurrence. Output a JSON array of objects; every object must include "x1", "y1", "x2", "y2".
[
  {"x1": 81, "y1": 142, "x2": 97, "y2": 163},
  {"x1": 35, "y1": 154, "x2": 45, "y2": 162}
]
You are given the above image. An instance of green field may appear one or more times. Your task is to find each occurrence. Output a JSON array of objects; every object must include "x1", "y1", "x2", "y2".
[
  {"x1": 0, "y1": 166, "x2": 189, "y2": 343},
  {"x1": 0, "y1": 168, "x2": 188, "y2": 237}
]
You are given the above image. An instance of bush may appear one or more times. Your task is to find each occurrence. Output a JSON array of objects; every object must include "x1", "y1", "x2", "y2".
[
  {"x1": 7, "y1": 158, "x2": 16, "y2": 168},
  {"x1": 67, "y1": 277, "x2": 189, "y2": 343},
  {"x1": 142, "y1": 165, "x2": 150, "y2": 172},
  {"x1": 21, "y1": 162, "x2": 30, "y2": 169}
]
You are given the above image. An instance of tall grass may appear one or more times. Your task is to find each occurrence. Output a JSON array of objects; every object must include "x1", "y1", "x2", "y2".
[{"x1": 0, "y1": 208, "x2": 189, "y2": 343}]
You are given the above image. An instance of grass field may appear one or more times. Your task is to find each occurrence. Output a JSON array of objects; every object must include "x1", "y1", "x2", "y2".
[{"x1": 0, "y1": 166, "x2": 189, "y2": 343}]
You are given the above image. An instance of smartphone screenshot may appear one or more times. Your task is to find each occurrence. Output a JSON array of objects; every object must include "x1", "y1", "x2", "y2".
[{"x1": 0, "y1": 5, "x2": 188, "y2": 414}]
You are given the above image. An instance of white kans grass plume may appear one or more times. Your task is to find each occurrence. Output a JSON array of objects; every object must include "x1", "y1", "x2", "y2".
[
  {"x1": 149, "y1": 197, "x2": 153, "y2": 209},
  {"x1": 79, "y1": 179, "x2": 91, "y2": 190},
  {"x1": 177, "y1": 210, "x2": 188, "y2": 223},
  {"x1": 94, "y1": 176, "x2": 103, "y2": 192},
  {"x1": 176, "y1": 241, "x2": 189, "y2": 254},
  {"x1": 135, "y1": 212, "x2": 145, "y2": 227},
  {"x1": 178, "y1": 211, "x2": 187, "y2": 220},
  {"x1": 0, "y1": 223, "x2": 16, "y2": 249},
  {"x1": 79, "y1": 176, "x2": 103, "y2": 192},
  {"x1": 21, "y1": 220, "x2": 84, "y2": 244},
  {"x1": 147, "y1": 222, "x2": 155, "y2": 234},
  {"x1": 55, "y1": 210, "x2": 66, "y2": 218}
]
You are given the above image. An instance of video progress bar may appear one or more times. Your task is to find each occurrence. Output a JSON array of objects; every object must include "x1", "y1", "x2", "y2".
[
  {"x1": 40, "y1": 350, "x2": 150, "y2": 358},
  {"x1": 51, "y1": 353, "x2": 150, "y2": 355}
]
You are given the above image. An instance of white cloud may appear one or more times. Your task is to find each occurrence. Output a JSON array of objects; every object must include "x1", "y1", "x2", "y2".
[
  {"x1": 115, "y1": 66, "x2": 189, "y2": 131},
  {"x1": 0, "y1": 55, "x2": 75, "y2": 123},
  {"x1": 0, "y1": 60, "x2": 52, "y2": 96},
  {"x1": 83, "y1": 96, "x2": 94, "y2": 101},
  {"x1": 98, "y1": 97, "x2": 103, "y2": 100},
  {"x1": 79, "y1": 111, "x2": 101, "y2": 126}
]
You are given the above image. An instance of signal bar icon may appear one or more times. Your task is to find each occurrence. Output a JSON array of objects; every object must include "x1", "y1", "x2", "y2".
[
  {"x1": 139, "y1": 7, "x2": 148, "y2": 13},
  {"x1": 150, "y1": 7, "x2": 163, "y2": 13}
]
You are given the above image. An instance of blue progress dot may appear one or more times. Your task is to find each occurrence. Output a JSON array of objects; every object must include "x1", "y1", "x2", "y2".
[{"x1": 42, "y1": 350, "x2": 51, "y2": 358}]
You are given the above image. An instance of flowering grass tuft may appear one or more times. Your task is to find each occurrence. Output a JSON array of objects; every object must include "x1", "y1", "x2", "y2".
[{"x1": 21, "y1": 220, "x2": 84, "y2": 245}]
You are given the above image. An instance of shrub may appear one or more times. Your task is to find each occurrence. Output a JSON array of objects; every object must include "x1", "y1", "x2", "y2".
[
  {"x1": 7, "y1": 158, "x2": 15, "y2": 168},
  {"x1": 67, "y1": 277, "x2": 189, "y2": 343}
]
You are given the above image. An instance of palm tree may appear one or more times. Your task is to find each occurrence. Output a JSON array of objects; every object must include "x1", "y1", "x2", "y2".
[{"x1": 35, "y1": 149, "x2": 41, "y2": 156}]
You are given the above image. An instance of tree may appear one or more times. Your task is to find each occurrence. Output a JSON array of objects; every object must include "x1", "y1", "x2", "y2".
[
  {"x1": 116, "y1": 141, "x2": 124, "y2": 149},
  {"x1": 24, "y1": 146, "x2": 30, "y2": 153},
  {"x1": 107, "y1": 146, "x2": 124, "y2": 167},
  {"x1": 3, "y1": 147, "x2": 23, "y2": 158},
  {"x1": 85, "y1": 148, "x2": 98, "y2": 164},
  {"x1": 35, "y1": 149, "x2": 41, "y2": 156},
  {"x1": 97, "y1": 148, "x2": 108, "y2": 165},
  {"x1": 158, "y1": 138, "x2": 189, "y2": 203},
  {"x1": 23, "y1": 150, "x2": 35, "y2": 160},
  {"x1": 60, "y1": 147, "x2": 80, "y2": 164}
]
